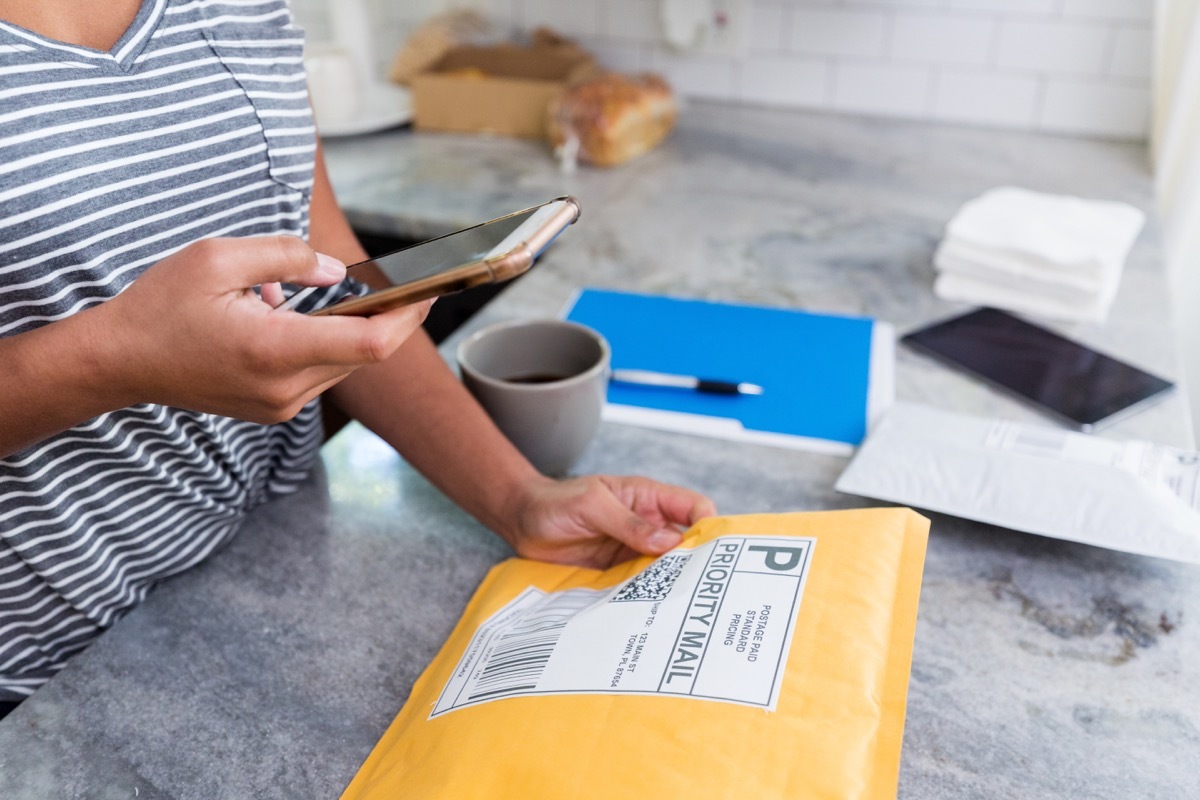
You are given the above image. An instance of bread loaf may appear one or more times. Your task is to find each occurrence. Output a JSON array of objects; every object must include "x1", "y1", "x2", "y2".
[{"x1": 547, "y1": 73, "x2": 677, "y2": 167}]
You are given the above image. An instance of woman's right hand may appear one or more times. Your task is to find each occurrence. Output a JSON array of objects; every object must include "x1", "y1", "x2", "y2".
[{"x1": 92, "y1": 235, "x2": 432, "y2": 423}]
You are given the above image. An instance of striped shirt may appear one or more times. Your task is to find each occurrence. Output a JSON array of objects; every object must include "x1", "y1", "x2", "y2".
[{"x1": 0, "y1": 0, "x2": 341, "y2": 700}]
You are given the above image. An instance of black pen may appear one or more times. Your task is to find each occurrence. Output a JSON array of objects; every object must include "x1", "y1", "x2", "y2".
[{"x1": 610, "y1": 369, "x2": 764, "y2": 396}]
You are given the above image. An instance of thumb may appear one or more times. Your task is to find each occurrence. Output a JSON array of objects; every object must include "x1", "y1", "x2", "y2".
[
  {"x1": 199, "y1": 236, "x2": 346, "y2": 292},
  {"x1": 591, "y1": 490, "x2": 682, "y2": 557}
]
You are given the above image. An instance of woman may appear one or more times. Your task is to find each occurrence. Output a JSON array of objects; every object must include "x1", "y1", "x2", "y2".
[{"x1": 0, "y1": 0, "x2": 714, "y2": 717}]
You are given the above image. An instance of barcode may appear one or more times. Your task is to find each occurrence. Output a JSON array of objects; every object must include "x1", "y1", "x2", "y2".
[
  {"x1": 611, "y1": 553, "x2": 691, "y2": 602},
  {"x1": 467, "y1": 589, "x2": 601, "y2": 701}
]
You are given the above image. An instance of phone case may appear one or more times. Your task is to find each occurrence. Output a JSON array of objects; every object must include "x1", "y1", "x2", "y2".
[{"x1": 312, "y1": 197, "x2": 581, "y2": 317}]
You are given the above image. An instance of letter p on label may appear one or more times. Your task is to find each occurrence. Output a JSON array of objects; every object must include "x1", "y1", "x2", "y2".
[{"x1": 745, "y1": 542, "x2": 810, "y2": 575}]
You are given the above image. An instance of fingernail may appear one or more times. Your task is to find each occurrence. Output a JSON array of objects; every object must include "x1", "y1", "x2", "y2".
[
  {"x1": 648, "y1": 530, "x2": 681, "y2": 551},
  {"x1": 315, "y1": 252, "x2": 345, "y2": 279}
]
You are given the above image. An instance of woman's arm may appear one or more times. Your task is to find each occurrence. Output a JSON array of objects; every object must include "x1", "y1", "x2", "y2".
[
  {"x1": 310, "y1": 142, "x2": 715, "y2": 568},
  {"x1": 306, "y1": 140, "x2": 548, "y2": 534},
  {"x1": 0, "y1": 231, "x2": 431, "y2": 460},
  {"x1": 1, "y1": 296, "x2": 131, "y2": 459}
]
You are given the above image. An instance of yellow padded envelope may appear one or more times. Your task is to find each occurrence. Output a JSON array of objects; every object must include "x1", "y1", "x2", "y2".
[{"x1": 342, "y1": 508, "x2": 929, "y2": 800}]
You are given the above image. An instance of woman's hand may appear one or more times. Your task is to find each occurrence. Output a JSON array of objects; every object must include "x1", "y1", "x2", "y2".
[
  {"x1": 502, "y1": 474, "x2": 718, "y2": 570},
  {"x1": 94, "y1": 235, "x2": 432, "y2": 423}
]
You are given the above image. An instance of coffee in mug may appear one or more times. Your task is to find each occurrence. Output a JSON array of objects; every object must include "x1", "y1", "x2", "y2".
[{"x1": 456, "y1": 319, "x2": 610, "y2": 476}]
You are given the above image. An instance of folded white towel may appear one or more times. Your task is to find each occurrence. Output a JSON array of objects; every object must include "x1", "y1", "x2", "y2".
[
  {"x1": 944, "y1": 186, "x2": 1145, "y2": 273},
  {"x1": 933, "y1": 187, "x2": 1146, "y2": 323},
  {"x1": 935, "y1": 256, "x2": 1107, "y2": 308},
  {"x1": 934, "y1": 238, "x2": 1107, "y2": 293},
  {"x1": 934, "y1": 271, "x2": 1115, "y2": 323}
]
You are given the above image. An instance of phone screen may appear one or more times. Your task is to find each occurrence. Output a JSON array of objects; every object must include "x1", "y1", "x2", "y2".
[
  {"x1": 901, "y1": 307, "x2": 1174, "y2": 430},
  {"x1": 351, "y1": 204, "x2": 547, "y2": 288}
]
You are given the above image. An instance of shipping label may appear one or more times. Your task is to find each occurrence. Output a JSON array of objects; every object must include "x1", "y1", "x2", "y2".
[{"x1": 431, "y1": 535, "x2": 815, "y2": 717}]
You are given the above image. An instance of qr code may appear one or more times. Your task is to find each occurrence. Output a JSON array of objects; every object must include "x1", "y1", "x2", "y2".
[{"x1": 611, "y1": 553, "x2": 691, "y2": 602}]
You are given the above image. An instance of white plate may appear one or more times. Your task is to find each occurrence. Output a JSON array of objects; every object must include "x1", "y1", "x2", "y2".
[{"x1": 317, "y1": 83, "x2": 413, "y2": 138}]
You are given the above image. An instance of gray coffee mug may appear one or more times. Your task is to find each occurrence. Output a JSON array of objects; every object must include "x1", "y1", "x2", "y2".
[{"x1": 456, "y1": 319, "x2": 610, "y2": 476}]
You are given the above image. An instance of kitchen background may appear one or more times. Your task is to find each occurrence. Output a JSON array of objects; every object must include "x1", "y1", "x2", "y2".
[
  {"x1": 292, "y1": 0, "x2": 1200, "y2": 437},
  {"x1": 294, "y1": 0, "x2": 1153, "y2": 139}
]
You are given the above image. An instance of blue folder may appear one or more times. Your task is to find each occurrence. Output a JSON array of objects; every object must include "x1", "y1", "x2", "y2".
[{"x1": 564, "y1": 289, "x2": 894, "y2": 454}]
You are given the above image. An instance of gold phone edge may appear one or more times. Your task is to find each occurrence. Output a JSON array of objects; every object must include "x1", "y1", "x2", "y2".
[{"x1": 312, "y1": 196, "x2": 581, "y2": 318}]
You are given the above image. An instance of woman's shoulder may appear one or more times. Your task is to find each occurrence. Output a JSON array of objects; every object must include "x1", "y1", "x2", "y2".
[{"x1": 184, "y1": 0, "x2": 304, "y2": 35}]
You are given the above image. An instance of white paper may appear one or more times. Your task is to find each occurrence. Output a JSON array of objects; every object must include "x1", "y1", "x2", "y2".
[
  {"x1": 834, "y1": 402, "x2": 1200, "y2": 565},
  {"x1": 430, "y1": 535, "x2": 815, "y2": 717}
]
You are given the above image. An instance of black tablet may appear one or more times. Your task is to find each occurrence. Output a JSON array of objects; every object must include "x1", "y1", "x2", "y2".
[{"x1": 901, "y1": 307, "x2": 1175, "y2": 431}]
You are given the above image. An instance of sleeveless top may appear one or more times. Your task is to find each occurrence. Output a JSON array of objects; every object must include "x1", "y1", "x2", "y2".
[{"x1": 0, "y1": 0, "x2": 343, "y2": 700}]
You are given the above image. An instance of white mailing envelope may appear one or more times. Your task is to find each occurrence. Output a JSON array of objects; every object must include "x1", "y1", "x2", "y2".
[{"x1": 835, "y1": 402, "x2": 1200, "y2": 565}]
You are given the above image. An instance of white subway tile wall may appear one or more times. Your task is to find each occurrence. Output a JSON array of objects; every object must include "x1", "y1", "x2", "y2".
[
  {"x1": 789, "y1": 9, "x2": 890, "y2": 59},
  {"x1": 292, "y1": 0, "x2": 1153, "y2": 140},
  {"x1": 740, "y1": 55, "x2": 830, "y2": 107},
  {"x1": 833, "y1": 61, "x2": 933, "y2": 117},
  {"x1": 933, "y1": 71, "x2": 1040, "y2": 127},
  {"x1": 890, "y1": 14, "x2": 995, "y2": 66},
  {"x1": 1110, "y1": 27, "x2": 1153, "y2": 79},
  {"x1": 995, "y1": 20, "x2": 1111, "y2": 74}
]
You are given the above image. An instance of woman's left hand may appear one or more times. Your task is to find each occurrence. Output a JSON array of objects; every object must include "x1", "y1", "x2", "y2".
[{"x1": 503, "y1": 475, "x2": 718, "y2": 570}]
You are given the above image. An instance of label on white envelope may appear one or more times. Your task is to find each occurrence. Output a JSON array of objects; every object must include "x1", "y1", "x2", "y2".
[
  {"x1": 430, "y1": 536, "x2": 815, "y2": 717},
  {"x1": 836, "y1": 402, "x2": 1200, "y2": 565},
  {"x1": 985, "y1": 420, "x2": 1200, "y2": 511}
]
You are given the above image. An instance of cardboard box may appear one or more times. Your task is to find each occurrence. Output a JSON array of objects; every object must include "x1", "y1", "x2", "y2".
[{"x1": 411, "y1": 44, "x2": 597, "y2": 139}]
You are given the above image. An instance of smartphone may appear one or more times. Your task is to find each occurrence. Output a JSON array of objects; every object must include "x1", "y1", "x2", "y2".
[
  {"x1": 901, "y1": 307, "x2": 1175, "y2": 431},
  {"x1": 283, "y1": 196, "x2": 581, "y2": 316}
]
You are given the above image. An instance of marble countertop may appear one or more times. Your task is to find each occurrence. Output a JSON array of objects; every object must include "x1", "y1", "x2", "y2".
[{"x1": 1, "y1": 102, "x2": 1197, "y2": 799}]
